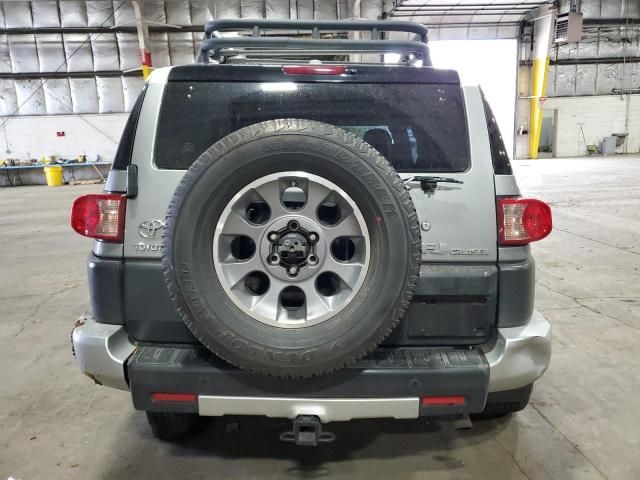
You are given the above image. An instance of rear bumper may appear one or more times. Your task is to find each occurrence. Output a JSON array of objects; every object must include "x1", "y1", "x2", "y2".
[
  {"x1": 198, "y1": 396, "x2": 418, "y2": 423},
  {"x1": 71, "y1": 312, "x2": 551, "y2": 420},
  {"x1": 129, "y1": 345, "x2": 489, "y2": 417},
  {"x1": 485, "y1": 310, "x2": 551, "y2": 392},
  {"x1": 72, "y1": 313, "x2": 135, "y2": 390}
]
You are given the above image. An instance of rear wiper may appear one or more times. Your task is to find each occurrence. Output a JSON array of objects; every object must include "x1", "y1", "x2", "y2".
[{"x1": 403, "y1": 176, "x2": 464, "y2": 193}]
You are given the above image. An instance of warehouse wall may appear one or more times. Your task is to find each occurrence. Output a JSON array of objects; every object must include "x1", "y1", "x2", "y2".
[
  {"x1": 515, "y1": 94, "x2": 640, "y2": 158},
  {"x1": 532, "y1": 95, "x2": 639, "y2": 157},
  {"x1": 1, "y1": 113, "x2": 126, "y2": 161},
  {"x1": 0, "y1": 0, "x2": 392, "y2": 117},
  {"x1": 0, "y1": 0, "x2": 398, "y2": 165},
  {"x1": 515, "y1": 0, "x2": 640, "y2": 159}
]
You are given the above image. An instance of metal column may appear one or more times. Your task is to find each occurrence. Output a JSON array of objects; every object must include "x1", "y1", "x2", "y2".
[
  {"x1": 132, "y1": 0, "x2": 153, "y2": 80},
  {"x1": 528, "y1": 5, "x2": 557, "y2": 159}
]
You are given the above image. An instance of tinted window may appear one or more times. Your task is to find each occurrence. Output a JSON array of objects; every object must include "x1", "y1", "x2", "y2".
[
  {"x1": 112, "y1": 86, "x2": 146, "y2": 170},
  {"x1": 155, "y1": 82, "x2": 470, "y2": 173},
  {"x1": 482, "y1": 96, "x2": 512, "y2": 175}
]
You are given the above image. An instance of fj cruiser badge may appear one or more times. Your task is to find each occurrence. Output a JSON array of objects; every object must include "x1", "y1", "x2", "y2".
[
  {"x1": 138, "y1": 220, "x2": 165, "y2": 239},
  {"x1": 423, "y1": 242, "x2": 489, "y2": 256}
]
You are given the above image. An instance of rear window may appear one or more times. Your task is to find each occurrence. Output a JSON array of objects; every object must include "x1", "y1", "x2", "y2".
[
  {"x1": 482, "y1": 95, "x2": 513, "y2": 175},
  {"x1": 154, "y1": 82, "x2": 470, "y2": 173}
]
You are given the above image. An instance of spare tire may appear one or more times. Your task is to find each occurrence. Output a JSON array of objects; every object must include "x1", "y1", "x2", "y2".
[{"x1": 162, "y1": 119, "x2": 420, "y2": 378}]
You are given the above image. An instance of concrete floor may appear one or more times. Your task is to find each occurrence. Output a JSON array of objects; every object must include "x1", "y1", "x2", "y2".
[{"x1": 1, "y1": 155, "x2": 639, "y2": 480}]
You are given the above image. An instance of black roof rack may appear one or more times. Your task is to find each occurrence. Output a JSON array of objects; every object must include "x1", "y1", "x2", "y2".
[{"x1": 197, "y1": 19, "x2": 431, "y2": 66}]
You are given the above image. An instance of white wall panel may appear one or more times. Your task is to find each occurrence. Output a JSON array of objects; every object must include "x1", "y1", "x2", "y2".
[
  {"x1": 116, "y1": 32, "x2": 139, "y2": 71},
  {"x1": 43, "y1": 78, "x2": 73, "y2": 114},
  {"x1": 113, "y1": 1, "x2": 135, "y2": 25},
  {"x1": 69, "y1": 77, "x2": 98, "y2": 113},
  {"x1": 554, "y1": 65, "x2": 577, "y2": 96},
  {"x1": 31, "y1": 2, "x2": 61, "y2": 27},
  {"x1": 576, "y1": 64, "x2": 597, "y2": 96},
  {"x1": 189, "y1": 1, "x2": 213, "y2": 24},
  {"x1": 543, "y1": 95, "x2": 640, "y2": 157},
  {"x1": 122, "y1": 76, "x2": 145, "y2": 111},
  {"x1": 241, "y1": 0, "x2": 264, "y2": 18},
  {"x1": 0, "y1": 79, "x2": 18, "y2": 115},
  {"x1": 597, "y1": 63, "x2": 624, "y2": 94},
  {"x1": 64, "y1": 34, "x2": 94, "y2": 71},
  {"x1": 144, "y1": 0, "x2": 167, "y2": 23},
  {"x1": 15, "y1": 79, "x2": 46, "y2": 114},
  {"x1": 92, "y1": 33, "x2": 120, "y2": 71},
  {"x1": 150, "y1": 32, "x2": 171, "y2": 68},
  {"x1": 59, "y1": 1, "x2": 88, "y2": 27},
  {"x1": 9, "y1": 34, "x2": 39, "y2": 72},
  {"x1": 87, "y1": 1, "x2": 115, "y2": 26},
  {"x1": 295, "y1": 0, "x2": 315, "y2": 20},
  {"x1": 97, "y1": 76, "x2": 125, "y2": 112},
  {"x1": 0, "y1": 34, "x2": 12, "y2": 73},
  {"x1": 169, "y1": 32, "x2": 196, "y2": 65},
  {"x1": 266, "y1": 0, "x2": 290, "y2": 19},
  {"x1": 0, "y1": 113, "x2": 128, "y2": 160},
  {"x1": 3, "y1": 2, "x2": 32, "y2": 29},
  {"x1": 36, "y1": 34, "x2": 66, "y2": 72},
  {"x1": 316, "y1": 0, "x2": 337, "y2": 20},
  {"x1": 1, "y1": 0, "x2": 633, "y2": 121},
  {"x1": 215, "y1": 0, "x2": 241, "y2": 18},
  {"x1": 166, "y1": 0, "x2": 192, "y2": 24},
  {"x1": 360, "y1": 0, "x2": 383, "y2": 20}
]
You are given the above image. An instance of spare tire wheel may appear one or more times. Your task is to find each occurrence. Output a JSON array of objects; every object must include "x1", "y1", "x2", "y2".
[{"x1": 162, "y1": 119, "x2": 420, "y2": 378}]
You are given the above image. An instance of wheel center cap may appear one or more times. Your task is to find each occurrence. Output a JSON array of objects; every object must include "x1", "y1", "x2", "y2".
[
  {"x1": 277, "y1": 232, "x2": 309, "y2": 266},
  {"x1": 260, "y1": 215, "x2": 326, "y2": 282}
]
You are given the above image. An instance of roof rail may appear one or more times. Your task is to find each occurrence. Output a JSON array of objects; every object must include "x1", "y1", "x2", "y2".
[{"x1": 197, "y1": 19, "x2": 431, "y2": 66}]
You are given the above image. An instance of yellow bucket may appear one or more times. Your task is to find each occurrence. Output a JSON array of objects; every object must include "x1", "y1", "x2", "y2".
[{"x1": 44, "y1": 165, "x2": 64, "y2": 187}]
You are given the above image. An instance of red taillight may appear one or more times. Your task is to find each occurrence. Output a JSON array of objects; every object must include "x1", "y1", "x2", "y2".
[
  {"x1": 497, "y1": 198, "x2": 552, "y2": 246},
  {"x1": 421, "y1": 396, "x2": 466, "y2": 406},
  {"x1": 151, "y1": 393, "x2": 197, "y2": 404},
  {"x1": 71, "y1": 194, "x2": 126, "y2": 242},
  {"x1": 282, "y1": 65, "x2": 346, "y2": 75}
]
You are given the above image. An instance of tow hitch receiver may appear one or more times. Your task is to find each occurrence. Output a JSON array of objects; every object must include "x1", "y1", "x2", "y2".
[{"x1": 279, "y1": 415, "x2": 336, "y2": 446}]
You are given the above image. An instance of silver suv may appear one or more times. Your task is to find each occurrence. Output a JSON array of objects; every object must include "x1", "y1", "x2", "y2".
[{"x1": 70, "y1": 19, "x2": 552, "y2": 446}]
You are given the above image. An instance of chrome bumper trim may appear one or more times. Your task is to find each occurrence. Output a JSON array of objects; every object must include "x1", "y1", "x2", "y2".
[
  {"x1": 72, "y1": 315, "x2": 136, "y2": 391},
  {"x1": 198, "y1": 396, "x2": 419, "y2": 422},
  {"x1": 485, "y1": 310, "x2": 552, "y2": 393}
]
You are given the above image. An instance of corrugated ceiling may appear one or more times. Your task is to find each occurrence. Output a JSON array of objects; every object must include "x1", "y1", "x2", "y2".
[{"x1": 388, "y1": 0, "x2": 548, "y2": 38}]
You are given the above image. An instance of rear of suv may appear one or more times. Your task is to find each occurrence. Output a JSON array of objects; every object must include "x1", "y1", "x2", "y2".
[{"x1": 70, "y1": 19, "x2": 552, "y2": 445}]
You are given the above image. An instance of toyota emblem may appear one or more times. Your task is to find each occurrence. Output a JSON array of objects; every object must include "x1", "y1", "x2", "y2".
[{"x1": 138, "y1": 219, "x2": 165, "y2": 239}]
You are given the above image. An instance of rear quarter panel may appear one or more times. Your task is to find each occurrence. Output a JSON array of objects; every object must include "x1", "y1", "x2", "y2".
[{"x1": 409, "y1": 86, "x2": 497, "y2": 263}]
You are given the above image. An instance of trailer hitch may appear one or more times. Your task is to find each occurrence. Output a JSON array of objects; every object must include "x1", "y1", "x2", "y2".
[{"x1": 279, "y1": 415, "x2": 336, "y2": 446}]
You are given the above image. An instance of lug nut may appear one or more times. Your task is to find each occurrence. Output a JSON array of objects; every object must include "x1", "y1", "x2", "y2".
[
  {"x1": 268, "y1": 253, "x2": 280, "y2": 265},
  {"x1": 308, "y1": 233, "x2": 318, "y2": 243},
  {"x1": 268, "y1": 232, "x2": 279, "y2": 241},
  {"x1": 288, "y1": 266, "x2": 298, "y2": 276},
  {"x1": 308, "y1": 254, "x2": 318, "y2": 265}
]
